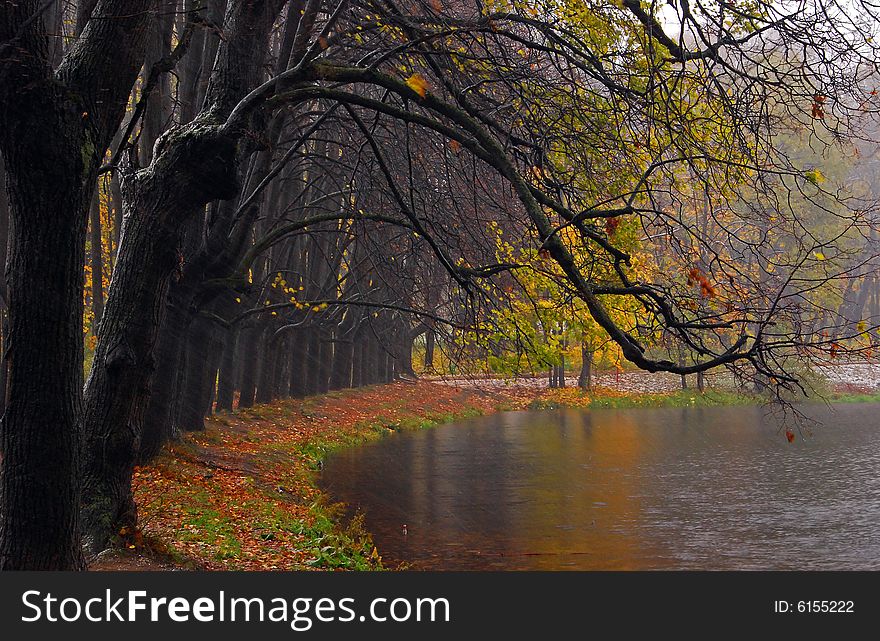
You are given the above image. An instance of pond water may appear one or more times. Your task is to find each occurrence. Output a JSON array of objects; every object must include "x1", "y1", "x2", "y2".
[{"x1": 319, "y1": 403, "x2": 880, "y2": 570}]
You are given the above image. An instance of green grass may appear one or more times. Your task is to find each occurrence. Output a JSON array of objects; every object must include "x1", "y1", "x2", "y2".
[
  {"x1": 527, "y1": 388, "x2": 764, "y2": 411},
  {"x1": 805, "y1": 390, "x2": 880, "y2": 404},
  {"x1": 530, "y1": 387, "x2": 880, "y2": 412},
  {"x1": 588, "y1": 389, "x2": 758, "y2": 409},
  {"x1": 299, "y1": 507, "x2": 379, "y2": 570},
  {"x1": 178, "y1": 505, "x2": 242, "y2": 561}
]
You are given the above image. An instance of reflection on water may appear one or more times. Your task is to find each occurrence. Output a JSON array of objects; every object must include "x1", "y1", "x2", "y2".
[{"x1": 319, "y1": 404, "x2": 880, "y2": 570}]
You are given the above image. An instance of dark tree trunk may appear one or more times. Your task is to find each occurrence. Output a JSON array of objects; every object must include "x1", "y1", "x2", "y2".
[
  {"x1": 0, "y1": 155, "x2": 8, "y2": 415},
  {"x1": 137, "y1": 284, "x2": 193, "y2": 461},
  {"x1": 272, "y1": 333, "x2": 289, "y2": 398},
  {"x1": 139, "y1": 0, "x2": 175, "y2": 165},
  {"x1": 379, "y1": 342, "x2": 391, "y2": 383},
  {"x1": 216, "y1": 326, "x2": 238, "y2": 411},
  {"x1": 81, "y1": 176, "x2": 184, "y2": 554},
  {"x1": 177, "y1": 314, "x2": 217, "y2": 431},
  {"x1": 255, "y1": 325, "x2": 278, "y2": 404},
  {"x1": 202, "y1": 326, "x2": 224, "y2": 416},
  {"x1": 330, "y1": 337, "x2": 353, "y2": 390},
  {"x1": 238, "y1": 324, "x2": 262, "y2": 408},
  {"x1": 351, "y1": 329, "x2": 365, "y2": 388},
  {"x1": 0, "y1": 81, "x2": 95, "y2": 570},
  {"x1": 578, "y1": 345, "x2": 592, "y2": 391},
  {"x1": 424, "y1": 327, "x2": 435, "y2": 370},
  {"x1": 365, "y1": 334, "x2": 376, "y2": 386},
  {"x1": 289, "y1": 329, "x2": 308, "y2": 397},
  {"x1": 316, "y1": 329, "x2": 332, "y2": 393},
  {"x1": 0, "y1": 311, "x2": 6, "y2": 417},
  {"x1": 398, "y1": 327, "x2": 417, "y2": 378},
  {"x1": 304, "y1": 328, "x2": 321, "y2": 395}
]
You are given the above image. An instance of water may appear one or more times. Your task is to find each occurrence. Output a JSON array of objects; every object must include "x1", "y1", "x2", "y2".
[{"x1": 319, "y1": 404, "x2": 880, "y2": 570}]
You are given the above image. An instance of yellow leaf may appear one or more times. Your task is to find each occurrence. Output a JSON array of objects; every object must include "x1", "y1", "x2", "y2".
[
  {"x1": 804, "y1": 168, "x2": 825, "y2": 185},
  {"x1": 406, "y1": 73, "x2": 429, "y2": 98},
  {"x1": 814, "y1": 251, "x2": 826, "y2": 260}
]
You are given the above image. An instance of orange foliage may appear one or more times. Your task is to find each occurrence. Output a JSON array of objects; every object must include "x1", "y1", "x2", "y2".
[{"x1": 686, "y1": 266, "x2": 716, "y2": 298}]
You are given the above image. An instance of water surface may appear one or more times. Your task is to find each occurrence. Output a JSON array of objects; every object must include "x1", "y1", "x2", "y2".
[{"x1": 319, "y1": 404, "x2": 880, "y2": 569}]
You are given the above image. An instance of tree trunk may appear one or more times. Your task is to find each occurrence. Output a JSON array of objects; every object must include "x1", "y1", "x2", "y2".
[
  {"x1": 255, "y1": 325, "x2": 279, "y2": 404},
  {"x1": 137, "y1": 284, "x2": 192, "y2": 462},
  {"x1": 215, "y1": 326, "x2": 238, "y2": 411},
  {"x1": 289, "y1": 328, "x2": 308, "y2": 397},
  {"x1": 424, "y1": 327, "x2": 435, "y2": 370},
  {"x1": 304, "y1": 327, "x2": 321, "y2": 395},
  {"x1": 177, "y1": 314, "x2": 217, "y2": 431},
  {"x1": 202, "y1": 327, "x2": 224, "y2": 416},
  {"x1": 330, "y1": 337, "x2": 353, "y2": 390},
  {"x1": 81, "y1": 186, "x2": 181, "y2": 554},
  {"x1": 352, "y1": 329, "x2": 365, "y2": 388},
  {"x1": 0, "y1": 93, "x2": 92, "y2": 570},
  {"x1": 398, "y1": 327, "x2": 417, "y2": 378},
  {"x1": 364, "y1": 332, "x2": 379, "y2": 385},
  {"x1": 0, "y1": 155, "x2": 8, "y2": 415},
  {"x1": 272, "y1": 333, "x2": 290, "y2": 398},
  {"x1": 316, "y1": 329, "x2": 332, "y2": 393},
  {"x1": 578, "y1": 344, "x2": 592, "y2": 391},
  {"x1": 238, "y1": 324, "x2": 262, "y2": 408}
]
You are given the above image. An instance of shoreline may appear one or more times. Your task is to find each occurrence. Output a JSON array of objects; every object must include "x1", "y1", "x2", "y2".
[{"x1": 92, "y1": 376, "x2": 880, "y2": 571}]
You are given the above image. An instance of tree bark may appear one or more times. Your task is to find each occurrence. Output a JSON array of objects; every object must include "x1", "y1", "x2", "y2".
[
  {"x1": 304, "y1": 327, "x2": 321, "y2": 394},
  {"x1": 238, "y1": 324, "x2": 262, "y2": 408},
  {"x1": 289, "y1": 328, "x2": 308, "y2": 397},
  {"x1": 316, "y1": 328, "x2": 332, "y2": 393},
  {"x1": 0, "y1": 65, "x2": 89, "y2": 572},
  {"x1": 177, "y1": 313, "x2": 217, "y2": 430},
  {"x1": 578, "y1": 344, "x2": 592, "y2": 391},
  {"x1": 255, "y1": 324, "x2": 278, "y2": 403},
  {"x1": 215, "y1": 326, "x2": 238, "y2": 411},
  {"x1": 137, "y1": 280, "x2": 192, "y2": 461},
  {"x1": 330, "y1": 335, "x2": 353, "y2": 390},
  {"x1": 0, "y1": 155, "x2": 8, "y2": 414},
  {"x1": 424, "y1": 327, "x2": 435, "y2": 370}
]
